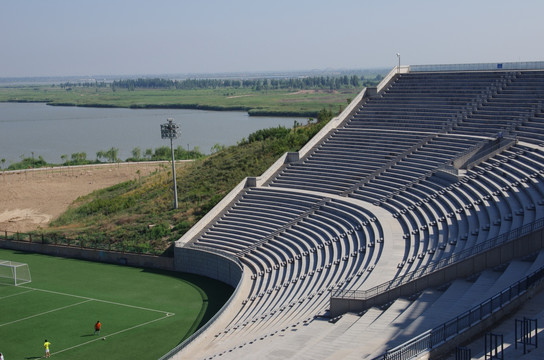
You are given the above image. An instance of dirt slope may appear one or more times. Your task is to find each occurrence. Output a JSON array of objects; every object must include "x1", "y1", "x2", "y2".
[{"x1": 0, "y1": 163, "x2": 167, "y2": 233}]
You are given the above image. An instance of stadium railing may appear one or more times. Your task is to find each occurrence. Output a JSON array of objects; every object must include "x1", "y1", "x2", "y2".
[
  {"x1": 332, "y1": 217, "x2": 544, "y2": 301},
  {"x1": 410, "y1": 61, "x2": 544, "y2": 73},
  {"x1": 373, "y1": 264, "x2": 544, "y2": 360},
  {"x1": 1, "y1": 229, "x2": 164, "y2": 255}
]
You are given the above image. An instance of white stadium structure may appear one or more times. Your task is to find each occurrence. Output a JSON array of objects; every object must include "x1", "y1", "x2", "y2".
[{"x1": 164, "y1": 62, "x2": 544, "y2": 359}]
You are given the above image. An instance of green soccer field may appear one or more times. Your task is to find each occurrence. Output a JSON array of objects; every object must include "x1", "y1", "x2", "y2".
[{"x1": 0, "y1": 249, "x2": 233, "y2": 359}]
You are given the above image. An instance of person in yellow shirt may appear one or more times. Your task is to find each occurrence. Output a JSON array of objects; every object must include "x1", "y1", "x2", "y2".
[{"x1": 43, "y1": 339, "x2": 51, "y2": 358}]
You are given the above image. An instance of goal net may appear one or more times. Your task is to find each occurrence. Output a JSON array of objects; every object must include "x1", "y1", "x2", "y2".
[{"x1": 0, "y1": 260, "x2": 32, "y2": 286}]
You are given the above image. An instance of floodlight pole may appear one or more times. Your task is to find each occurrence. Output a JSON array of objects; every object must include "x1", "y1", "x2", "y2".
[
  {"x1": 170, "y1": 135, "x2": 178, "y2": 209},
  {"x1": 161, "y1": 118, "x2": 179, "y2": 209},
  {"x1": 396, "y1": 53, "x2": 401, "y2": 74}
]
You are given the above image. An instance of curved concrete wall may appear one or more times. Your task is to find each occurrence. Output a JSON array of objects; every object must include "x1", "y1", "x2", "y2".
[{"x1": 174, "y1": 247, "x2": 243, "y2": 288}]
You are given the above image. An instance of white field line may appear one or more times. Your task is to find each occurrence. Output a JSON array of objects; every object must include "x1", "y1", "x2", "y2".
[
  {"x1": 0, "y1": 288, "x2": 35, "y2": 300},
  {"x1": 0, "y1": 299, "x2": 92, "y2": 327},
  {"x1": 50, "y1": 314, "x2": 173, "y2": 357},
  {"x1": 0, "y1": 285, "x2": 179, "y2": 356},
  {"x1": 18, "y1": 285, "x2": 175, "y2": 315}
]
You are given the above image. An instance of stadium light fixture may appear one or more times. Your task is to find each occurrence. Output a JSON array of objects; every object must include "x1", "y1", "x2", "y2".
[
  {"x1": 396, "y1": 53, "x2": 401, "y2": 73},
  {"x1": 160, "y1": 118, "x2": 180, "y2": 209}
]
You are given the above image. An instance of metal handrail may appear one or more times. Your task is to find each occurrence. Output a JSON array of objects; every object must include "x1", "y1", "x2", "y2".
[
  {"x1": 333, "y1": 217, "x2": 544, "y2": 300},
  {"x1": 0, "y1": 229, "x2": 165, "y2": 256},
  {"x1": 376, "y1": 265, "x2": 544, "y2": 360}
]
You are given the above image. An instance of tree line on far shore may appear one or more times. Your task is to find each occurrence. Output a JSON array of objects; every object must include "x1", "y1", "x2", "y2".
[
  {"x1": 1, "y1": 145, "x2": 206, "y2": 171},
  {"x1": 59, "y1": 74, "x2": 384, "y2": 92},
  {"x1": 111, "y1": 75, "x2": 382, "y2": 91}
]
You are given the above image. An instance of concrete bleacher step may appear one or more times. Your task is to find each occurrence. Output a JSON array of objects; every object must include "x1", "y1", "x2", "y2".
[
  {"x1": 363, "y1": 290, "x2": 445, "y2": 358},
  {"x1": 386, "y1": 272, "x2": 500, "y2": 345},
  {"x1": 318, "y1": 299, "x2": 414, "y2": 359},
  {"x1": 481, "y1": 260, "x2": 532, "y2": 299},
  {"x1": 281, "y1": 308, "x2": 386, "y2": 359},
  {"x1": 289, "y1": 313, "x2": 364, "y2": 360}
]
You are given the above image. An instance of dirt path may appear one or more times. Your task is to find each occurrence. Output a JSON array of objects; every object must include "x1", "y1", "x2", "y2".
[{"x1": 0, "y1": 162, "x2": 172, "y2": 233}]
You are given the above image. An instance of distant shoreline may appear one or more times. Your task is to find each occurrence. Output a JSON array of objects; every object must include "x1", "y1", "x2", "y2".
[
  {"x1": 4, "y1": 99, "x2": 315, "y2": 118},
  {"x1": 0, "y1": 77, "x2": 371, "y2": 119}
]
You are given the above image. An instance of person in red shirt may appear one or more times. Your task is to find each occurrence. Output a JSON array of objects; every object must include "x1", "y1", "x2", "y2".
[{"x1": 94, "y1": 321, "x2": 102, "y2": 335}]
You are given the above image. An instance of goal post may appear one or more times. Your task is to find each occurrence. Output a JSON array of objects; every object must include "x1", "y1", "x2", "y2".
[{"x1": 0, "y1": 260, "x2": 32, "y2": 286}]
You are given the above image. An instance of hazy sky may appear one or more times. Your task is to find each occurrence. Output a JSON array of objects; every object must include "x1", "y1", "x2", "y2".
[{"x1": 1, "y1": 0, "x2": 543, "y2": 77}]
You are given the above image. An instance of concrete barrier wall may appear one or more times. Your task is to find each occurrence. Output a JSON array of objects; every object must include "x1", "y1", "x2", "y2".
[
  {"x1": 173, "y1": 247, "x2": 243, "y2": 288},
  {"x1": 464, "y1": 138, "x2": 517, "y2": 170},
  {"x1": 175, "y1": 177, "x2": 249, "y2": 248},
  {"x1": 255, "y1": 152, "x2": 291, "y2": 187},
  {"x1": 377, "y1": 65, "x2": 409, "y2": 93},
  {"x1": 0, "y1": 239, "x2": 174, "y2": 270},
  {"x1": 330, "y1": 228, "x2": 544, "y2": 317},
  {"x1": 295, "y1": 87, "x2": 368, "y2": 159}
]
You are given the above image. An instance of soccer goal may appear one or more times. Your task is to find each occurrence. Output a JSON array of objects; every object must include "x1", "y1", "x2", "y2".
[{"x1": 0, "y1": 260, "x2": 32, "y2": 286}]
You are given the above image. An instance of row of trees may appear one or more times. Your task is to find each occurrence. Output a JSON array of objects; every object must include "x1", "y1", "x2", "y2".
[
  {"x1": 58, "y1": 148, "x2": 119, "y2": 166},
  {"x1": 3, "y1": 145, "x2": 207, "y2": 170},
  {"x1": 127, "y1": 146, "x2": 204, "y2": 161},
  {"x1": 59, "y1": 81, "x2": 108, "y2": 89},
  {"x1": 111, "y1": 74, "x2": 382, "y2": 91}
]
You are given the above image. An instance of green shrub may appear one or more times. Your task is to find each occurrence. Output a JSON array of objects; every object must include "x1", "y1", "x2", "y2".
[
  {"x1": 7, "y1": 156, "x2": 48, "y2": 170},
  {"x1": 148, "y1": 222, "x2": 171, "y2": 240}
]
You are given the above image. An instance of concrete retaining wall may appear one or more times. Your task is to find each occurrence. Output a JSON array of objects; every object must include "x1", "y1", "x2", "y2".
[
  {"x1": 174, "y1": 247, "x2": 243, "y2": 288},
  {"x1": 0, "y1": 239, "x2": 174, "y2": 270}
]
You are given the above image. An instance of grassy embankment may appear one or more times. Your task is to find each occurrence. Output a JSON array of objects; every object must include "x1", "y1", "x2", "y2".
[
  {"x1": 0, "y1": 85, "x2": 362, "y2": 117},
  {"x1": 40, "y1": 112, "x2": 333, "y2": 254}
]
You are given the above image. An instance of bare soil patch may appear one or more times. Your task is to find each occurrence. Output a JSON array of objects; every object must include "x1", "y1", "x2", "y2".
[
  {"x1": 0, "y1": 162, "x2": 169, "y2": 233},
  {"x1": 226, "y1": 94, "x2": 255, "y2": 99},
  {"x1": 286, "y1": 90, "x2": 338, "y2": 95}
]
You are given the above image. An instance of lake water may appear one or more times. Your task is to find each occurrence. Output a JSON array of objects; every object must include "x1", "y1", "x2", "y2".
[{"x1": 0, "y1": 103, "x2": 299, "y2": 164}]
